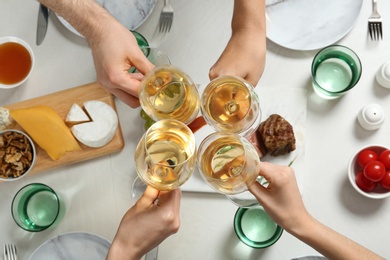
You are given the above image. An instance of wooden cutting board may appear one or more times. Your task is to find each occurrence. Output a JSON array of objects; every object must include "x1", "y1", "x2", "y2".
[{"x1": 4, "y1": 82, "x2": 125, "y2": 175}]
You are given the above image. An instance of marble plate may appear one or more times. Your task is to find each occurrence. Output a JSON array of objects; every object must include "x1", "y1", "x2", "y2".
[
  {"x1": 29, "y1": 232, "x2": 111, "y2": 260},
  {"x1": 266, "y1": 0, "x2": 363, "y2": 51},
  {"x1": 181, "y1": 86, "x2": 307, "y2": 194},
  {"x1": 55, "y1": 0, "x2": 157, "y2": 37}
]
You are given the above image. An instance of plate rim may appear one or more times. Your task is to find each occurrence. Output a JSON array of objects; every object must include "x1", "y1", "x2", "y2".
[
  {"x1": 28, "y1": 231, "x2": 111, "y2": 260},
  {"x1": 265, "y1": 0, "x2": 363, "y2": 51}
]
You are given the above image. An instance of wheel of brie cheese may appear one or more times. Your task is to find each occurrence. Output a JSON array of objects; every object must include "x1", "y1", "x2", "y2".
[{"x1": 69, "y1": 101, "x2": 119, "y2": 148}]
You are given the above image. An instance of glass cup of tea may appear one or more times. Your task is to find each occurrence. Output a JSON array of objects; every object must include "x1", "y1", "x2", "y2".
[
  {"x1": 311, "y1": 45, "x2": 362, "y2": 99},
  {"x1": 0, "y1": 36, "x2": 34, "y2": 89},
  {"x1": 139, "y1": 65, "x2": 200, "y2": 125},
  {"x1": 197, "y1": 132, "x2": 261, "y2": 195},
  {"x1": 200, "y1": 75, "x2": 261, "y2": 137},
  {"x1": 11, "y1": 183, "x2": 64, "y2": 232},
  {"x1": 134, "y1": 119, "x2": 197, "y2": 191}
]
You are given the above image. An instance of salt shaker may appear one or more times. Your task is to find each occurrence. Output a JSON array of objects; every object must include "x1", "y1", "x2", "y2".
[
  {"x1": 357, "y1": 104, "x2": 385, "y2": 130},
  {"x1": 376, "y1": 61, "x2": 390, "y2": 89}
]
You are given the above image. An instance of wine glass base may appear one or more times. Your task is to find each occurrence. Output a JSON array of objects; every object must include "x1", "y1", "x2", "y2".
[{"x1": 131, "y1": 177, "x2": 147, "y2": 202}]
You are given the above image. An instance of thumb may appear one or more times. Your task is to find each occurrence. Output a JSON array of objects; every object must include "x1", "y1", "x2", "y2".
[{"x1": 131, "y1": 49, "x2": 155, "y2": 76}]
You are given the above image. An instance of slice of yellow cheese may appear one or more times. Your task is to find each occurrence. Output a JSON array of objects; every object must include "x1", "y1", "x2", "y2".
[{"x1": 10, "y1": 105, "x2": 81, "y2": 160}]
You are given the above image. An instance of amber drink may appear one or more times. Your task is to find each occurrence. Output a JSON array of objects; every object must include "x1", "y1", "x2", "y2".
[
  {"x1": 197, "y1": 132, "x2": 261, "y2": 195},
  {"x1": 139, "y1": 65, "x2": 200, "y2": 125},
  {"x1": 200, "y1": 76, "x2": 261, "y2": 136},
  {"x1": 135, "y1": 119, "x2": 196, "y2": 191}
]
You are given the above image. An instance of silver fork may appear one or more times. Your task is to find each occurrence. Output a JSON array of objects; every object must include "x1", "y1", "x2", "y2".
[
  {"x1": 368, "y1": 0, "x2": 383, "y2": 40},
  {"x1": 4, "y1": 244, "x2": 18, "y2": 260},
  {"x1": 159, "y1": 0, "x2": 174, "y2": 33}
]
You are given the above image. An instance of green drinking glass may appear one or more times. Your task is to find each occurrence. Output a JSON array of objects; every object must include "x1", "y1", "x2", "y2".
[
  {"x1": 311, "y1": 45, "x2": 362, "y2": 99},
  {"x1": 11, "y1": 183, "x2": 62, "y2": 232},
  {"x1": 234, "y1": 207, "x2": 283, "y2": 248}
]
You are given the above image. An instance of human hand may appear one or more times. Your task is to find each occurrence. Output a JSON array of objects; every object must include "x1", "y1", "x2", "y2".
[
  {"x1": 209, "y1": 28, "x2": 266, "y2": 87},
  {"x1": 87, "y1": 19, "x2": 154, "y2": 108},
  {"x1": 106, "y1": 186, "x2": 181, "y2": 260},
  {"x1": 248, "y1": 162, "x2": 311, "y2": 233}
]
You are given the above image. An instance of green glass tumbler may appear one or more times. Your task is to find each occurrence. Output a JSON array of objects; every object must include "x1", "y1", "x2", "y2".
[
  {"x1": 311, "y1": 45, "x2": 362, "y2": 99},
  {"x1": 11, "y1": 183, "x2": 62, "y2": 232},
  {"x1": 131, "y1": 30, "x2": 149, "y2": 48},
  {"x1": 234, "y1": 207, "x2": 283, "y2": 248}
]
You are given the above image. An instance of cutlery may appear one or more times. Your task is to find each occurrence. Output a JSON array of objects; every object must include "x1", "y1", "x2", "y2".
[
  {"x1": 36, "y1": 4, "x2": 49, "y2": 45},
  {"x1": 368, "y1": 0, "x2": 382, "y2": 40},
  {"x1": 4, "y1": 244, "x2": 18, "y2": 260},
  {"x1": 159, "y1": 0, "x2": 173, "y2": 33}
]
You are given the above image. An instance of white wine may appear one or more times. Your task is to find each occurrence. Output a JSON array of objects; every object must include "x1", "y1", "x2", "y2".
[
  {"x1": 140, "y1": 66, "x2": 200, "y2": 125},
  {"x1": 198, "y1": 133, "x2": 260, "y2": 194},
  {"x1": 135, "y1": 119, "x2": 196, "y2": 191},
  {"x1": 201, "y1": 76, "x2": 261, "y2": 135}
]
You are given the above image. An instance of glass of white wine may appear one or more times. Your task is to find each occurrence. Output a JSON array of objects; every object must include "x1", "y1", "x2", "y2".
[
  {"x1": 197, "y1": 132, "x2": 261, "y2": 196},
  {"x1": 134, "y1": 119, "x2": 197, "y2": 191},
  {"x1": 139, "y1": 65, "x2": 200, "y2": 125},
  {"x1": 200, "y1": 75, "x2": 261, "y2": 137}
]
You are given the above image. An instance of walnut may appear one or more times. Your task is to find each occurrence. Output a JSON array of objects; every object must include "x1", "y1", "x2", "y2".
[{"x1": 0, "y1": 131, "x2": 34, "y2": 179}]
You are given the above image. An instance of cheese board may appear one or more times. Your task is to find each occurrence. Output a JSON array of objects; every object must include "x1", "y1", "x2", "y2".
[{"x1": 4, "y1": 82, "x2": 124, "y2": 175}]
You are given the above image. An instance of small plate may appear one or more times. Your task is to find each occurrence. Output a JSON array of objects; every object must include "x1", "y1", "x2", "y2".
[
  {"x1": 29, "y1": 232, "x2": 111, "y2": 260},
  {"x1": 266, "y1": 0, "x2": 363, "y2": 50},
  {"x1": 55, "y1": 0, "x2": 157, "y2": 37}
]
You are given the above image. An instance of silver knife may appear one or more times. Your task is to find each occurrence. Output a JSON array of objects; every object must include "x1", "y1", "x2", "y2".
[{"x1": 36, "y1": 4, "x2": 49, "y2": 46}]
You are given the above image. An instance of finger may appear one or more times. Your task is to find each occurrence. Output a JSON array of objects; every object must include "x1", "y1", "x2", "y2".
[
  {"x1": 248, "y1": 180, "x2": 268, "y2": 204},
  {"x1": 130, "y1": 48, "x2": 155, "y2": 76},
  {"x1": 139, "y1": 185, "x2": 160, "y2": 204}
]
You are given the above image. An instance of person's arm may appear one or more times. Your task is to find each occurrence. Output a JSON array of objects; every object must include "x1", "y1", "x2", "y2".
[
  {"x1": 249, "y1": 162, "x2": 384, "y2": 260},
  {"x1": 38, "y1": 0, "x2": 154, "y2": 108},
  {"x1": 106, "y1": 186, "x2": 181, "y2": 260},
  {"x1": 209, "y1": 0, "x2": 266, "y2": 87}
]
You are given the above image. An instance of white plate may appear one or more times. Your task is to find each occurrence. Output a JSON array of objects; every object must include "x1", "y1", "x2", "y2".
[
  {"x1": 266, "y1": 0, "x2": 363, "y2": 51},
  {"x1": 182, "y1": 86, "x2": 307, "y2": 194},
  {"x1": 55, "y1": 0, "x2": 157, "y2": 37},
  {"x1": 29, "y1": 232, "x2": 111, "y2": 260}
]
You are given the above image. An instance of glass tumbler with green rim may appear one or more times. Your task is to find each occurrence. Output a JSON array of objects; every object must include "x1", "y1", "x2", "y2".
[
  {"x1": 234, "y1": 207, "x2": 283, "y2": 248},
  {"x1": 11, "y1": 183, "x2": 63, "y2": 232},
  {"x1": 311, "y1": 45, "x2": 362, "y2": 99}
]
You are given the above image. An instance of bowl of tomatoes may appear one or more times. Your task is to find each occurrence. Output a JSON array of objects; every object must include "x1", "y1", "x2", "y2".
[{"x1": 348, "y1": 145, "x2": 390, "y2": 199}]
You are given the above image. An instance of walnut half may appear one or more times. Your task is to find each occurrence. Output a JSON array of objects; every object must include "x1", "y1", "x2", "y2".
[{"x1": 0, "y1": 131, "x2": 34, "y2": 179}]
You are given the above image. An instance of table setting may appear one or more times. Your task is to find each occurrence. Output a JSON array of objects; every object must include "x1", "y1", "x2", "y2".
[{"x1": 1, "y1": 0, "x2": 390, "y2": 259}]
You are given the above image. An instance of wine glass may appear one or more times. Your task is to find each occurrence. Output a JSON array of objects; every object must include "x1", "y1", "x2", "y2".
[
  {"x1": 134, "y1": 119, "x2": 197, "y2": 191},
  {"x1": 139, "y1": 65, "x2": 200, "y2": 125},
  {"x1": 196, "y1": 132, "x2": 261, "y2": 197},
  {"x1": 200, "y1": 75, "x2": 261, "y2": 137}
]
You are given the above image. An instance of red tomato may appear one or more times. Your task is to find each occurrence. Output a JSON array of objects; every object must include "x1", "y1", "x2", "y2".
[
  {"x1": 356, "y1": 171, "x2": 377, "y2": 192},
  {"x1": 379, "y1": 149, "x2": 390, "y2": 169},
  {"x1": 357, "y1": 149, "x2": 378, "y2": 167},
  {"x1": 380, "y1": 170, "x2": 390, "y2": 190},
  {"x1": 363, "y1": 161, "x2": 386, "y2": 182}
]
